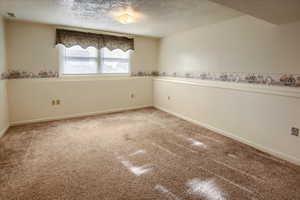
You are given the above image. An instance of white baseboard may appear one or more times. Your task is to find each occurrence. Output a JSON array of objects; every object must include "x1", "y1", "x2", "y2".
[
  {"x1": 154, "y1": 105, "x2": 300, "y2": 166},
  {"x1": 10, "y1": 105, "x2": 153, "y2": 126},
  {"x1": 0, "y1": 124, "x2": 10, "y2": 138}
]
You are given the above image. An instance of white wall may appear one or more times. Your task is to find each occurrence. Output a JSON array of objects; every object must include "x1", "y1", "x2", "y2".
[
  {"x1": 5, "y1": 20, "x2": 158, "y2": 124},
  {"x1": 0, "y1": 17, "x2": 9, "y2": 136},
  {"x1": 8, "y1": 77, "x2": 153, "y2": 125},
  {"x1": 159, "y1": 15, "x2": 300, "y2": 74},
  {"x1": 6, "y1": 20, "x2": 159, "y2": 74},
  {"x1": 156, "y1": 15, "x2": 300, "y2": 165},
  {"x1": 154, "y1": 78, "x2": 300, "y2": 165}
]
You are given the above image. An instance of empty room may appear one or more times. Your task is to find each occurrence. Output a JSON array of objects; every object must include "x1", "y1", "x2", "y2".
[{"x1": 1, "y1": 0, "x2": 300, "y2": 199}]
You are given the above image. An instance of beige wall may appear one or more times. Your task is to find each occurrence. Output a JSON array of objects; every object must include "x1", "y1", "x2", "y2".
[
  {"x1": 154, "y1": 78, "x2": 300, "y2": 165},
  {"x1": 5, "y1": 20, "x2": 158, "y2": 124},
  {"x1": 0, "y1": 18, "x2": 7, "y2": 75},
  {"x1": 6, "y1": 20, "x2": 58, "y2": 73},
  {"x1": 159, "y1": 15, "x2": 300, "y2": 74},
  {"x1": 6, "y1": 20, "x2": 159, "y2": 73},
  {"x1": 156, "y1": 16, "x2": 300, "y2": 165},
  {"x1": 9, "y1": 77, "x2": 153, "y2": 125},
  {"x1": 0, "y1": 17, "x2": 9, "y2": 136}
]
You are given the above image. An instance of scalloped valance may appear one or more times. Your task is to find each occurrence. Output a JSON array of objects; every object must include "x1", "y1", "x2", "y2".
[{"x1": 55, "y1": 29, "x2": 134, "y2": 51}]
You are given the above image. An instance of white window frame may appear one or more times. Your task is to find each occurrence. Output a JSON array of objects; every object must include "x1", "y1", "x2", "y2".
[
  {"x1": 100, "y1": 48, "x2": 131, "y2": 74},
  {"x1": 59, "y1": 45, "x2": 131, "y2": 77}
]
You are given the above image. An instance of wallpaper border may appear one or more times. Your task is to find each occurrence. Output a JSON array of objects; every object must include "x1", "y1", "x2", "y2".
[
  {"x1": 131, "y1": 71, "x2": 300, "y2": 88},
  {"x1": 1, "y1": 70, "x2": 59, "y2": 80},
  {"x1": 2, "y1": 70, "x2": 300, "y2": 88}
]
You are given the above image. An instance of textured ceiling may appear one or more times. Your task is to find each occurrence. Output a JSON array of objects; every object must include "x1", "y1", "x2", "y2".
[
  {"x1": 0, "y1": 0, "x2": 242, "y2": 37},
  {"x1": 209, "y1": 0, "x2": 300, "y2": 25}
]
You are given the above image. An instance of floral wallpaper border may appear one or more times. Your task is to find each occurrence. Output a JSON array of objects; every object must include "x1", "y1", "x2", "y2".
[
  {"x1": 131, "y1": 71, "x2": 300, "y2": 88},
  {"x1": 1, "y1": 70, "x2": 300, "y2": 88},
  {"x1": 1, "y1": 70, "x2": 59, "y2": 80}
]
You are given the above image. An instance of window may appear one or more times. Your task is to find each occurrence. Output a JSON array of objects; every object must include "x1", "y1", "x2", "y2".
[
  {"x1": 101, "y1": 48, "x2": 130, "y2": 74},
  {"x1": 60, "y1": 45, "x2": 130, "y2": 75}
]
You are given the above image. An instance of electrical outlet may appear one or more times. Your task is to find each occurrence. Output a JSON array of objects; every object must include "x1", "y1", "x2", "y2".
[
  {"x1": 51, "y1": 99, "x2": 61, "y2": 106},
  {"x1": 291, "y1": 127, "x2": 299, "y2": 136},
  {"x1": 130, "y1": 94, "x2": 135, "y2": 99}
]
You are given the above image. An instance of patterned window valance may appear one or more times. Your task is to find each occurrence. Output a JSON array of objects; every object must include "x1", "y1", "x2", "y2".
[{"x1": 55, "y1": 29, "x2": 134, "y2": 51}]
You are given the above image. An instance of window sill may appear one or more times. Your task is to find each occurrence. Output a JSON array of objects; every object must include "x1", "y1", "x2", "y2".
[
  {"x1": 60, "y1": 73, "x2": 131, "y2": 78},
  {"x1": 58, "y1": 73, "x2": 136, "y2": 81}
]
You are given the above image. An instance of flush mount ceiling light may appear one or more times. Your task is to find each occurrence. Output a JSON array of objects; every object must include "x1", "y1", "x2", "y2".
[
  {"x1": 116, "y1": 12, "x2": 134, "y2": 24},
  {"x1": 111, "y1": 7, "x2": 142, "y2": 24}
]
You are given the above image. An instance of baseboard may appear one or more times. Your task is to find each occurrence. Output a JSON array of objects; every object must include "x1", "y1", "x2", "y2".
[
  {"x1": 154, "y1": 105, "x2": 300, "y2": 166},
  {"x1": 0, "y1": 124, "x2": 10, "y2": 138},
  {"x1": 10, "y1": 105, "x2": 153, "y2": 126}
]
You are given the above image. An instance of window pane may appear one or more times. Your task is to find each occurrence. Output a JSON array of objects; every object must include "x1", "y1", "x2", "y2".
[
  {"x1": 102, "y1": 48, "x2": 130, "y2": 59},
  {"x1": 101, "y1": 48, "x2": 130, "y2": 73},
  {"x1": 102, "y1": 59, "x2": 129, "y2": 73},
  {"x1": 63, "y1": 46, "x2": 99, "y2": 74},
  {"x1": 63, "y1": 58, "x2": 98, "y2": 74},
  {"x1": 66, "y1": 46, "x2": 98, "y2": 58}
]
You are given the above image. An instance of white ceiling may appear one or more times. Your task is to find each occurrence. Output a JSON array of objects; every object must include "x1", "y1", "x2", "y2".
[{"x1": 0, "y1": 0, "x2": 242, "y2": 37}]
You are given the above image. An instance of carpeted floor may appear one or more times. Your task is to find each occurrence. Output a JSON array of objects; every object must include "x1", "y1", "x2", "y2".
[{"x1": 0, "y1": 108, "x2": 300, "y2": 200}]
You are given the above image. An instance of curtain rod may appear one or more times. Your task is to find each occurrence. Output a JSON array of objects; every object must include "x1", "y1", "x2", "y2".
[{"x1": 56, "y1": 26, "x2": 134, "y2": 38}]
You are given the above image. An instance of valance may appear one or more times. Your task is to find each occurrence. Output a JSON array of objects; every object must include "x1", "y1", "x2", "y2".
[{"x1": 55, "y1": 29, "x2": 134, "y2": 51}]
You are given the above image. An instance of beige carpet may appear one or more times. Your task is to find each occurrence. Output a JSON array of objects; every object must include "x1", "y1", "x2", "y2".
[{"x1": 0, "y1": 108, "x2": 299, "y2": 200}]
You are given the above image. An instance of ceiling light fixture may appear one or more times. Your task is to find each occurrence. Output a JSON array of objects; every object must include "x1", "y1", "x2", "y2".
[
  {"x1": 116, "y1": 12, "x2": 134, "y2": 24},
  {"x1": 112, "y1": 7, "x2": 142, "y2": 24}
]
